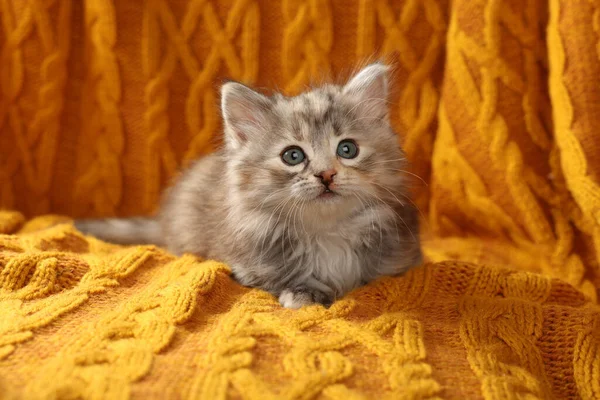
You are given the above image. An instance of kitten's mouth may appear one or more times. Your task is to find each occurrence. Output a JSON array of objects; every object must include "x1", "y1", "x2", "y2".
[{"x1": 317, "y1": 189, "x2": 338, "y2": 200}]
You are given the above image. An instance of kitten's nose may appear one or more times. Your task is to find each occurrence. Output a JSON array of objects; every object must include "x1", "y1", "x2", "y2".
[{"x1": 315, "y1": 169, "x2": 337, "y2": 186}]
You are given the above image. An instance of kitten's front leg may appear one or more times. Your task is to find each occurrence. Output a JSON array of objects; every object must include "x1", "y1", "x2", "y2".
[
  {"x1": 278, "y1": 283, "x2": 334, "y2": 309},
  {"x1": 230, "y1": 263, "x2": 334, "y2": 309}
]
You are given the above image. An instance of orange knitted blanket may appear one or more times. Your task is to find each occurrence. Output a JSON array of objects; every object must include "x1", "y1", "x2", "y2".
[{"x1": 1, "y1": 0, "x2": 600, "y2": 398}]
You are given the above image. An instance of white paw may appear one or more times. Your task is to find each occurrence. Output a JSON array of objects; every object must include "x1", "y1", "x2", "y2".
[{"x1": 278, "y1": 289, "x2": 314, "y2": 309}]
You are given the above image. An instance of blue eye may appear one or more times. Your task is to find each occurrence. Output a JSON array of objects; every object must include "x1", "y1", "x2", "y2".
[
  {"x1": 281, "y1": 146, "x2": 306, "y2": 165},
  {"x1": 337, "y1": 140, "x2": 359, "y2": 159}
]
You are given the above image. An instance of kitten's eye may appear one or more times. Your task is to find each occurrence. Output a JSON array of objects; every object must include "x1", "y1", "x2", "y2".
[
  {"x1": 337, "y1": 140, "x2": 359, "y2": 159},
  {"x1": 281, "y1": 146, "x2": 306, "y2": 165}
]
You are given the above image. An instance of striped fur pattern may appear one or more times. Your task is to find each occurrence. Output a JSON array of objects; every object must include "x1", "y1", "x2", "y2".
[{"x1": 75, "y1": 63, "x2": 423, "y2": 308}]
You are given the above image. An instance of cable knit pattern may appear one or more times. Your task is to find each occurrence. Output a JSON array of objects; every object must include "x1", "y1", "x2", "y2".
[
  {"x1": 1, "y1": 0, "x2": 600, "y2": 398},
  {"x1": 74, "y1": 0, "x2": 123, "y2": 216},
  {"x1": 0, "y1": 0, "x2": 71, "y2": 215},
  {"x1": 0, "y1": 214, "x2": 597, "y2": 398}
]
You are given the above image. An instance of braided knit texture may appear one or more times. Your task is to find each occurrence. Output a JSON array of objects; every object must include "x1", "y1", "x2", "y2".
[
  {"x1": 0, "y1": 212, "x2": 598, "y2": 399},
  {"x1": 1, "y1": 0, "x2": 600, "y2": 398}
]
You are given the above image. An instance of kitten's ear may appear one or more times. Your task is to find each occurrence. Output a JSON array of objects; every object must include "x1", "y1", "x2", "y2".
[
  {"x1": 342, "y1": 63, "x2": 390, "y2": 119},
  {"x1": 221, "y1": 82, "x2": 271, "y2": 149}
]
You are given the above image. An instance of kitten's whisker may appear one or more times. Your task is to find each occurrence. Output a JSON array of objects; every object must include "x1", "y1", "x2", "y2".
[
  {"x1": 349, "y1": 116, "x2": 390, "y2": 122},
  {"x1": 362, "y1": 159, "x2": 406, "y2": 167},
  {"x1": 370, "y1": 182, "x2": 405, "y2": 207},
  {"x1": 257, "y1": 196, "x2": 294, "y2": 263},
  {"x1": 221, "y1": 187, "x2": 288, "y2": 238},
  {"x1": 364, "y1": 166, "x2": 429, "y2": 187},
  {"x1": 358, "y1": 190, "x2": 385, "y2": 270},
  {"x1": 351, "y1": 192, "x2": 376, "y2": 246},
  {"x1": 369, "y1": 181, "x2": 426, "y2": 221},
  {"x1": 365, "y1": 158, "x2": 407, "y2": 163},
  {"x1": 361, "y1": 185, "x2": 417, "y2": 243},
  {"x1": 356, "y1": 188, "x2": 402, "y2": 249},
  {"x1": 280, "y1": 196, "x2": 301, "y2": 262},
  {"x1": 225, "y1": 189, "x2": 285, "y2": 241},
  {"x1": 276, "y1": 197, "x2": 295, "y2": 268},
  {"x1": 288, "y1": 198, "x2": 302, "y2": 249},
  {"x1": 298, "y1": 199, "x2": 309, "y2": 236},
  {"x1": 247, "y1": 187, "x2": 290, "y2": 215}
]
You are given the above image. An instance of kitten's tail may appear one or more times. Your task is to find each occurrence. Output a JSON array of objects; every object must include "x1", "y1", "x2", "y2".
[{"x1": 74, "y1": 217, "x2": 163, "y2": 246}]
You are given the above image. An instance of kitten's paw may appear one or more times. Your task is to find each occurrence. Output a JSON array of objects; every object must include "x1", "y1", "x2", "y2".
[{"x1": 278, "y1": 288, "x2": 333, "y2": 309}]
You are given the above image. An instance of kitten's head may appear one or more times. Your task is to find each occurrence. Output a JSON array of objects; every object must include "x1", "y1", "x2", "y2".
[{"x1": 221, "y1": 63, "x2": 407, "y2": 223}]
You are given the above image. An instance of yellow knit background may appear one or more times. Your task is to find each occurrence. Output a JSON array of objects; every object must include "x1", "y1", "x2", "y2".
[{"x1": 1, "y1": 0, "x2": 600, "y2": 398}]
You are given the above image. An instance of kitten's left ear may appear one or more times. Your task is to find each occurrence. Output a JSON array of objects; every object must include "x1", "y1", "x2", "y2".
[
  {"x1": 221, "y1": 82, "x2": 271, "y2": 149},
  {"x1": 343, "y1": 63, "x2": 390, "y2": 119}
]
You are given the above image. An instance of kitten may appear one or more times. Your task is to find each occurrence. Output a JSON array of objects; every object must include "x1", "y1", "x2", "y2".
[{"x1": 75, "y1": 63, "x2": 423, "y2": 309}]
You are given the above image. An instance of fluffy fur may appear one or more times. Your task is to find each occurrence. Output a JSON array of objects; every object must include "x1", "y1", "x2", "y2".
[{"x1": 75, "y1": 63, "x2": 423, "y2": 309}]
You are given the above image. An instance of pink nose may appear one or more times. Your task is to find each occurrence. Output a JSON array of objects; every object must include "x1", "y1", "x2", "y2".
[{"x1": 315, "y1": 169, "x2": 337, "y2": 186}]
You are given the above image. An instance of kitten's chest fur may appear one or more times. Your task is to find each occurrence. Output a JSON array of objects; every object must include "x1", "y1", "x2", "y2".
[
  {"x1": 300, "y1": 230, "x2": 363, "y2": 294},
  {"x1": 274, "y1": 208, "x2": 383, "y2": 295}
]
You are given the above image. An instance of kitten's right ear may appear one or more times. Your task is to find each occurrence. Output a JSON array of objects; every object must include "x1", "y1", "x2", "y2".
[
  {"x1": 342, "y1": 63, "x2": 390, "y2": 119},
  {"x1": 221, "y1": 82, "x2": 271, "y2": 149}
]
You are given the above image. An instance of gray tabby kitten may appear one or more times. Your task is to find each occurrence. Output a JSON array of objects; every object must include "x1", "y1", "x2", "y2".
[{"x1": 75, "y1": 63, "x2": 422, "y2": 309}]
